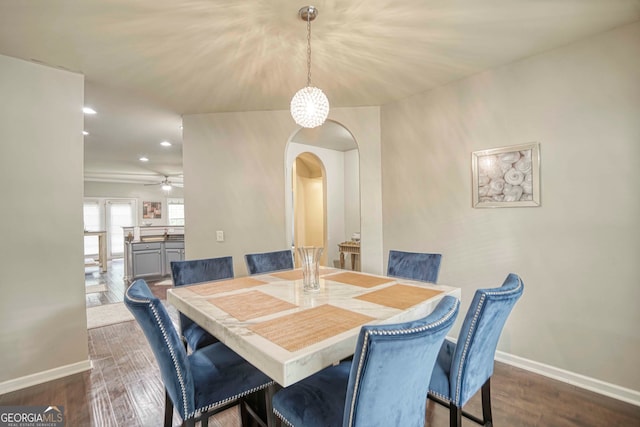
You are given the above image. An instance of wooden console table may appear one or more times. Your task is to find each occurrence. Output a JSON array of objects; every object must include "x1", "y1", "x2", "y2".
[
  {"x1": 84, "y1": 231, "x2": 107, "y2": 272},
  {"x1": 338, "y1": 241, "x2": 360, "y2": 271}
]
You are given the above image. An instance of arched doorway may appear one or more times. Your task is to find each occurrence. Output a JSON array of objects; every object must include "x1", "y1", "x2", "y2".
[{"x1": 285, "y1": 120, "x2": 360, "y2": 269}]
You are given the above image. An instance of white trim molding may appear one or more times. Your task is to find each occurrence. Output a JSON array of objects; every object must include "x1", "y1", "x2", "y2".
[
  {"x1": 0, "y1": 359, "x2": 92, "y2": 395},
  {"x1": 496, "y1": 350, "x2": 640, "y2": 407},
  {"x1": 443, "y1": 336, "x2": 640, "y2": 407}
]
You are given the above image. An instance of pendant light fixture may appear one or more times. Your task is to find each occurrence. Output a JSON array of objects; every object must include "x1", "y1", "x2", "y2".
[{"x1": 290, "y1": 5, "x2": 329, "y2": 128}]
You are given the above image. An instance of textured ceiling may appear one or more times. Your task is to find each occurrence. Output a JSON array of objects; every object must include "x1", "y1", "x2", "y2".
[{"x1": 1, "y1": 0, "x2": 638, "y2": 182}]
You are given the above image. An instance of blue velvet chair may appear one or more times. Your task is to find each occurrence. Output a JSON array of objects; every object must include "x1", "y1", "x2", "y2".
[
  {"x1": 428, "y1": 273, "x2": 524, "y2": 427},
  {"x1": 387, "y1": 250, "x2": 442, "y2": 283},
  {"x1": 170, "y1": 256, "x2": 234, "y2": 351},
  {"x1": 272, "y1": 295, "x2": 460, "y2": 427},
  {"x1": 245, "y1": 249, "x2": 294, "y2": 275},
  {"x1": 124, "y1": 279, "x2": 274, "y2": 427}
]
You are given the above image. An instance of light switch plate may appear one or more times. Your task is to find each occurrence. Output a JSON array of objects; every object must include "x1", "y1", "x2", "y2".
[{"x1": 216, "y1": 230, "x2": 224, "y2": 242}]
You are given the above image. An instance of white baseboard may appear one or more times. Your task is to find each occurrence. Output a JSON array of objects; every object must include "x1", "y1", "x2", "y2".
[
  {"x1": 0, "y1": 359, "x2": 93, "y2": 395},
  {"x1": 496, "y1": 350, "x2": 640, "y2": 407}
]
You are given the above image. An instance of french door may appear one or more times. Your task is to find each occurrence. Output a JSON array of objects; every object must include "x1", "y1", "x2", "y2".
[
  {"x1": 106, "y1": 200, "x2": 136, "y2": 257},
  {"x1": 83, "y1": 200, "x2": 101, "y2": 257},
  {"x1": 84, "y1": 198, "x2": 136, "y2": 259}
]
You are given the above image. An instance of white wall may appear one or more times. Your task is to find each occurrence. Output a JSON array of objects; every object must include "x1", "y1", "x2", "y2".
[
  {"x1": 0, "y1": 55, "x2": 89, "y2": 386},
  {"x1": 380, "y1": 22, "x2": 640, "y2": 393},
  {"x1": 183, "y1": 107, "x2": 382, "y2": 277}
]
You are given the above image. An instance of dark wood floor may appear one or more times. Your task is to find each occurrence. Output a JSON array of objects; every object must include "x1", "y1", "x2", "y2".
[{"x1": 2, "y1": 262, "x2": 637, "y2": 426}]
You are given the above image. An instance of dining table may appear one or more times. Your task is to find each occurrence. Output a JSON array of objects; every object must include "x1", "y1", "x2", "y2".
[{"x1": 167, "y1": 267, "x2": 461, "y2": 425}]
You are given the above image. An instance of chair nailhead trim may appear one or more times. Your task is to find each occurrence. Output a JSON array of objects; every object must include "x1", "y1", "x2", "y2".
[
  {"x1": 454, "y1": 294, "x2": 484, "y2": 405},
  {"x1": 430, "y1": 390, "x2": 450, "y2": 402},
  {"x1": 191, "y1": 381, "x2": 275, "y2": 419},
  {"x1": 346, "y1": 300, "x2": 460, "y2": 427},
  {"x1": 453, "y1": 277, "x2": 523, "y2": 405},
  {"x1": 273, "y1": 408, "x2": 295, "y2": 427},
  {"x1": 126, "y1": 289, "x2": 190, "y2": 419},
  {"x1": 127, "y1": 288, "x2": 276, "y2": 422}
]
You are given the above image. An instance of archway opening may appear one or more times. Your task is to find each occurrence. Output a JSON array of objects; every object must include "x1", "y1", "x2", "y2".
[{"x1": 285, "y1": 120, "x2": 360, "y2": 269}]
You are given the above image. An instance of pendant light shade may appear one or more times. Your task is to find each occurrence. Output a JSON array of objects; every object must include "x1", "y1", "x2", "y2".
[
  {"x1": 291, "y1": 6, "x2": 329, "y2": 128},
  {"x1": 291, "y1": 86, "x2": 329, "y2": 128}
]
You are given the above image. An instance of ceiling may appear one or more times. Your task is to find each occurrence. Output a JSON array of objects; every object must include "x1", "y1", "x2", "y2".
[{"x1": 1, "y1": 0, "x2": 638, "y2": 184}]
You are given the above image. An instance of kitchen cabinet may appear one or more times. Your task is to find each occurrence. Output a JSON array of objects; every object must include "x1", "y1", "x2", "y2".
[
  {"x1": 131, "y1": 242, "x2": 163, "y2": 279},
  {"x1": 123, "y1": 226, "x2": 185, "y2": 283},
  {"x1": 163, "y1": 241, "x2": 185, "y2": 275}
]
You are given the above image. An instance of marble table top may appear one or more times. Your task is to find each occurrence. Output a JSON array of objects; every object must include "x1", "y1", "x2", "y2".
[{"x1": 167, "y1": 268, "x2": 461, "y2": 387}]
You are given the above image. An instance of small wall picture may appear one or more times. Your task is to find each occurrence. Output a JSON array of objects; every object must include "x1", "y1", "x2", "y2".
[
  {"x1": 143, "y1": 201, "x2": 162, "y2": 219},
  {"x1": 472, "y1": 142, "x2": 540, "y2": 208}
]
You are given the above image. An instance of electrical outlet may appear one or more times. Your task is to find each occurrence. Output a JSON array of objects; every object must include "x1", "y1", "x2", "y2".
[{"x1": 216, "y1": 230, "x2": 224, "y2": 242}]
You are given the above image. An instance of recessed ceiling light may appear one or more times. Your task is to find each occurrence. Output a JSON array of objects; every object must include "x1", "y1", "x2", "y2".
[
  {"x1": 83, "y1": 131, "x2": 89, "y2": 135},
  {"x1": 139, "y1": 156, "x2": 149, "y2": 162},
  {"x1": 160, "y1": 141, "x2": 172, "y2": 147},
  {"x1": 83, "y1": 107, "x2": 97, "y2": 115}
]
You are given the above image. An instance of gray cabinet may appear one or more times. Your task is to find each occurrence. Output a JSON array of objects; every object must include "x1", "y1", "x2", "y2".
[
  {"x1": 131, "y1": 242, "x2": 163, "y2": 279},
  {"x1": 163, "y1": 241, "x2": 185, "y2": 275},
  {"x1": 124, "y1": 239, "x2": 186, "y2": 283}
]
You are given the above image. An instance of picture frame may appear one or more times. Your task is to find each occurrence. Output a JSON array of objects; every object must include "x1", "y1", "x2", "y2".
[
  {"x1": 143, "y1": 201, "x2": 162, "y2": 219},
  {"x1": 471, "y1": 142, "x2": 540, "y2": 208}
]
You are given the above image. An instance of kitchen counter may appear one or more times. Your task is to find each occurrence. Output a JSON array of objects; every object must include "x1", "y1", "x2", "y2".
[{"x1": 123, "y1": 226, "x2": 185, "y2": 283}]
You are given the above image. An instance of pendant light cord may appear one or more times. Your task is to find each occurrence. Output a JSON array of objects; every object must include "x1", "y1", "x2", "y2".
[{"x1": 306, "y1": 12, "x2": 312, "y2": 87}]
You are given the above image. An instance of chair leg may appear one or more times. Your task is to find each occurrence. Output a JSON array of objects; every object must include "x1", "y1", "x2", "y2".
[
  {"x1": 450, "y1": 403, "x2": 462, "y2": 427},
  {"x1": 239, "y1": 399, "x2": 251, "y2": 427},
  {"x1": 164, "y1": 390, "x2": 173, "y2": 427},
  {"x1": 431, "y1": 381, "x2": 492, "y2": 427},
  {"x1": 265, "y1": 383, "x2": 281, "y2": 427},
  {"x1": 481, "y1": 378, "x2": 493, "y2": 426}
]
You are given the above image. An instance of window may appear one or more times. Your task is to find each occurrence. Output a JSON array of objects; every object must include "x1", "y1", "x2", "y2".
[{"x1": 167, "y1": 198, "x2": 185, "y2": 225}]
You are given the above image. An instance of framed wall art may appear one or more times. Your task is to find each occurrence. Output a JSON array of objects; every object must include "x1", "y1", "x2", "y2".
[
  {"x1": 143, "y1": 201, "x2": 162, "y2": 219},
  {"x1": 471, "y1": 142, "x2": 540, "y2": 208}
]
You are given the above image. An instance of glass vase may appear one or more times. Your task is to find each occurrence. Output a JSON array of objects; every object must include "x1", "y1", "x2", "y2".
[{"x1": 297, "y1": 246, "x2": 323, "y2": 292}]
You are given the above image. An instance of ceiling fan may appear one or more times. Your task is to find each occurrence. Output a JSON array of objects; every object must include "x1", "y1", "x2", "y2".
[{"x1": 144, "y1": 175, "x2": 183, "y2": 191}]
